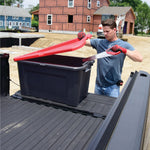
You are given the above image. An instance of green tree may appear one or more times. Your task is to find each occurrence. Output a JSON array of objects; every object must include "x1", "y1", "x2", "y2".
[
  {"x1": 110, "y1": 0, "x2": 142, "y2": 11},
  {"x1": 122, "y1": 0, "x2": 142, "y2": 11},
  {"x1": 147, "y1": 8, "x2": 150, "y2": 32},
  {"x1": 0, "y1": 0, "x2": 4, "y2": 5},
  {"x1": 136, "y1": 2, "x2": 150, "y2": 34},
  {"x1": 30, "y1": 4, "x2": 39, "y2": 31},
  {"x1": 16, "y1": 0, "x2": 23, "y2": 7},
  {"x1": 29, "y1": 4, "x2": 39, "y2": 14},
  {"x1": 0, "y1": 0, "x2": 16, "y2": 6}
]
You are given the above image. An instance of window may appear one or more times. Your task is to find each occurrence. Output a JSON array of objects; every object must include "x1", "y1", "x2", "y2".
[
  {"x1": 22, "y1": 22, "x2": 25, "y2": 26},
  {"x1": 47, "y1": 14, "x2": 52, "y2": 25},
  {"x1": 0, "y1": 21, "x2": 3, "y2": 26},
  {"x1": 26, "y1": 22, "x2": 30, "y2": 27},
  {"x1": 13, "y1": 21, "x2": 16, "y2": 26},
  {"x1": 97, "y1": 0, "x2": 100, "y2": 7},
  {"x1": 19, "y1": 22, "x2": 22, "y2": 27},
  {"x1": 12, "y1": 16, "x2": 19, "y2": 20},
  {"x1": 101, "y1": 15, "x2": 115, "y2": 21},
  {"x1": 9, "y1": 21, "x2": 12, "y2": 28},
  {"x1": 68, "y1": 15, "x2": 73, "y2": 23},
  {"x1": 87, "y1": 0, "x2": 91, "y2": 9},
  {"x1": 68, "y1": 0, "x2": 74, "y2": 7},
  {"x1": 23, "y1": 17, "x2": 25, "y2": 20},
  {"x1": 87, "y1": 16, "x2": 91, "y2": 22}
]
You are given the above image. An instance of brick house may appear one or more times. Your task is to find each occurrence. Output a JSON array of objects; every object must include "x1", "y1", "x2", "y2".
[
  {"x1": 94, "y1": 6, "x2": 136, "y2": 34},
  {"x1": 39, "y1": 0, "x2": 135, "y2": 34}
]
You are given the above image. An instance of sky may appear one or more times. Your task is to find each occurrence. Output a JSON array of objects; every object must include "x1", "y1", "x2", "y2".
[
  {"x1": 142, "y1": 0, "x2": 150, "y2": 6},
  {"x1": 23, "y1": 0, "x2": 39, "y2": 8},
  {"x1": 22, "y1": 0, "x2": 150, "y2": 9}
]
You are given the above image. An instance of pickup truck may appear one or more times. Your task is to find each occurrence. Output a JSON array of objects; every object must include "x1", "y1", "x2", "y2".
[
  {"x1": 1, "y1": 54, "x2": 150, "y2": 150},
  {"x1": 97, "y1": 24, "x2": 105, "y2": 38}
]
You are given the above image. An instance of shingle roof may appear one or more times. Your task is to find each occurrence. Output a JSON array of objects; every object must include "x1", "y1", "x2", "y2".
[
  {"x1": 0, "y1": 5, "x2": 31, "y2": 17},
  {"x1": 94, "y1": 6, "x2": 132, "y2": 16}
]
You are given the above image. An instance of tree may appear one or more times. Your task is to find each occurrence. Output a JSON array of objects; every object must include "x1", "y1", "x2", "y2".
[
  {"x1": 0, "y1": 0, "x2": 23, "y2": 7},
  {"x1": 0, "y1": 0, "x2": 4, "y2": 5},
  {"x1": 30, "y1": 4, "x2": 39, "y2": 31},
  {"x1": 147, "y1": 7, "x2": 150, "y2": 34},
  {"x1": 121, "y1": 0, "x2": 142, "y2": 11},
  {"x1": 29, "y1": 4, "x2": 39, "y2": 14},
  {"x1": 136, "y1": 2, "x2": 150, "y2": 34},
  {"x1": 0, "y1": 0, "x2": 16, "y2": 6},
  {"x1": 16, "y1": 0, "x2": 23, "y2": 7},
  {"x1": 110, "y1": 0, "x2": 142, "y2": 11}
]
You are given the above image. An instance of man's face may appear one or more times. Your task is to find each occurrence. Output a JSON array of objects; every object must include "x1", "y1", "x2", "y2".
[{"x1": 103, "y1": 26, "x2": 117, "y2": 41}]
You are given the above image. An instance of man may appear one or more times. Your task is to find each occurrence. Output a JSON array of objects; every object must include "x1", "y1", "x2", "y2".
[{"x1": 78, "y1": 19, "x2": 143, "y2": 98}]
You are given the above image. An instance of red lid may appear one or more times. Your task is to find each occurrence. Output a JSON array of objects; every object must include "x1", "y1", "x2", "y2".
[{"x1": 14, "y1": 34, "x2": 92, "y2": 61}]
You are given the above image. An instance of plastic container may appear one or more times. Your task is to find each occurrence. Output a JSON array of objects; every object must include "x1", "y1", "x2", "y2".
[
  {"x1": 0, "y1": 53, "x2": 9, "y2": 96},
  {"x1": 17, "y1": 55, "x2": 94, "y2": 106}
]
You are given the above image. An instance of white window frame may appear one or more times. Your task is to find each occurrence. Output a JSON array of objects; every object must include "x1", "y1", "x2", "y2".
[
  {"x1": 87, "y1": 0, "x2": 92, "y2": 9},
  {"x1": 68, "y1": 0, "x2": 74, "y2": 8},
  {"x1": 47, "y1": 14, "x2": 53, "y2": 25},
  {"x1": 0, "y1": 21, "x2": 3, "y2": 26},
  {"x1": 22, "y1": 22, "x2": 25, "y2": 27},
  {"x1": 26, "y1": 22, "x2": 30, "y2": 27},
  {"x1": 97, "y1": 0, "x2": 100, "y2": 7},
  {"x1": 6, "y1": 21, "x2": 9, "y2": 26},
  {"x1": 16, "y1": 22, "x2": 18, "y2": 26},
  {"x1": 8, "y1": 21, "x2": 12, "y2": 29},
  {"x1": 87, "y1": 15, "x2": 91, "y2": 22},
  {"x1": 23, "y1": 17, "x2": 25, "y2": 20},
  {"x1": 19, "y1": 22, "x2": 22, "y2": 27},
  {"x1": 0, "y1": 20, "x2": 3, "y2": 26},
  {"x1": 13, "y1": 21, "x2": 16, "y2": 26}
]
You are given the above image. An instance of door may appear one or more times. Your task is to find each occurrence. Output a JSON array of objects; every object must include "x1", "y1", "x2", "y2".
[
  {"x1": 123, "y1": 21, "x2": 127, "y2": 34},
  {"x1": 129, "y1": 22, "x2": 133, "y2": 34}
]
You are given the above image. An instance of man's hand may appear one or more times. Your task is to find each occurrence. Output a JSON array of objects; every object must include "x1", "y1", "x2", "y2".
[
  {"x1": 78, "y1": 32, "x2": 86, "y2": 40},
  {"x1": 111, "y1": 45, "x2": 127, "y2": 54}
]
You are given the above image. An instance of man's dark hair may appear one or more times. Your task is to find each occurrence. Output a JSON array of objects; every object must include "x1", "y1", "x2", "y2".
[{"x1": 102, "y1": 19, "x2": 116, "y2": 29}]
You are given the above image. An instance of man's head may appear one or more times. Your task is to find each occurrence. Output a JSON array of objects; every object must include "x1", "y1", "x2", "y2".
[
  {"x1": 102, "y1": 19, "x2": 116, "y2": 29},
  {"x1": 101, "y1": 19, "x2": 117, "y2": 41}
]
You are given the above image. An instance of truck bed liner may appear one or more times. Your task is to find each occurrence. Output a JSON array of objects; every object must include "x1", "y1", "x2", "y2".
[
  {"x1": 1, "y1": 94, "x2": 115, "y2": 150},
  {"x1": 1, "y1": 71, "x2": 150, "y2": 150}
]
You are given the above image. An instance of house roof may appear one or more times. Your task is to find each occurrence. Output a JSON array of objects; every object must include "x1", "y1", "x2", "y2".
[
  {"x1": 94, "y1": 6, "x2": 133, "y2": 16},
  {"x1": 107, "y1": 0, "x2": 110, "y2": 5},
  {"x1": 31, "y1": 10, "x2": 39, "y2": 15},
  {"x1": 0, "y1": 5, "x2": 31, "y2": 17}
]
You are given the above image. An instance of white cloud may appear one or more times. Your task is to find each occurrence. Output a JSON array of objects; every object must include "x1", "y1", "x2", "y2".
[
  {"x1": 141, "y1": 0, "x2": 150, "y2": 6},
  {"x1": 23, "y1": 0, "x2": 39, "y2": 8}
]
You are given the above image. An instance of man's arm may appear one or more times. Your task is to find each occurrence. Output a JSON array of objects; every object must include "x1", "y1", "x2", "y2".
[
  {"x1": 111, "y1": 45, "x2": 143, "y2": 62},
  {"x1": 126, "y1": 49, "x2": 143, "y2": 62},
  {"x1": 85, "y1": 39, "x2": 91, "y2": 47}
]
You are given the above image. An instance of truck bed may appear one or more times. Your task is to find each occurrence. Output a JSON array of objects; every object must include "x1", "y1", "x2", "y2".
[
  {"x1": 1, "y1": 71, "x2": 150, "y2": 150},
  {"x1": 1, "y1": 94, "x2": 115, "y2": 150}
]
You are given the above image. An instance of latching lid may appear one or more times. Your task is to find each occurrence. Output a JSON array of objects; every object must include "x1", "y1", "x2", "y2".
[{"x1": 14, "y1": 34, "x2": 92, "y2": 61}]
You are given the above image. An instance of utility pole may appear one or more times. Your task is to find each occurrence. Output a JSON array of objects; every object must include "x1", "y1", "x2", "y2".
[{"x1": 4, "y1": 0, "x2": 7, "y2": 30}]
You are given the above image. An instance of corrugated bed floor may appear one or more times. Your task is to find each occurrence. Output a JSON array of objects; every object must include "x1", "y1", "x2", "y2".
[{"x1": 1, "y1": 94, "x2": 115, "y2": 150}]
